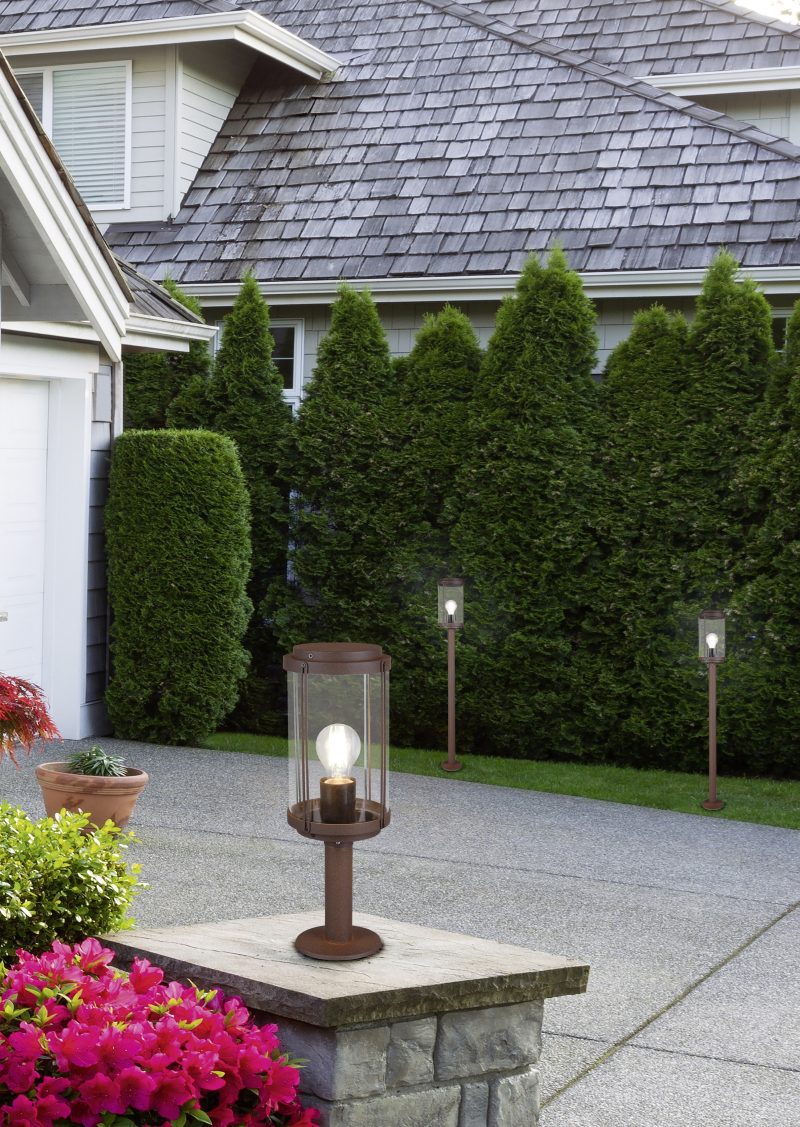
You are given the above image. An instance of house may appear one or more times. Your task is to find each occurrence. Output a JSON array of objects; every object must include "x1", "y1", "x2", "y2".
[
  {"x1": 1, "y1": 0, "x2": 799, "y2": 395},
  {"x1": 0, "y1": 51, "x2": 215, "y2": 740}
]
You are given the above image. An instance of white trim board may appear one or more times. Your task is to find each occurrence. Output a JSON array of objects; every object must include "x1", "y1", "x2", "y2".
[
  {"x1": 1, "y1": 316, "x2": 216, "y2": 352},
  {"x1": 0, "y1": 12, "x2": 339, "y2": 81},
  {"x1": 180, "y1": 266, "x2": 800, "y2": 308},
  {"x1": 642, "y1": 65, "x2": 800, "y2": 96}
]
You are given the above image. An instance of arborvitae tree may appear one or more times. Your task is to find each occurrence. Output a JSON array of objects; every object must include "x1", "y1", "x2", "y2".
[
  {"x1": 274, "y1": 285, "x2": 425, "y2": 729},
  {"x1": 123, "y1": 279, "x2": 211, "y2": 429},
  {"x1": 724, "y1": 301, "x2": 800, "y2": 777},
  {"x1": 451, "y1": 249, "x2": 600, "y2": 759},
  {"x1": 580, "y1": 306, "x2": 704, "y2": 766},
  {"x1": 391, "y1": 306, "x2": 482, "y2": 747},
  {"x1": 206, "y1": 272, "x2": 293, "y2": 732},
  {"x1": 679, "y1": 251, "x2": 776, "y2": 601}
]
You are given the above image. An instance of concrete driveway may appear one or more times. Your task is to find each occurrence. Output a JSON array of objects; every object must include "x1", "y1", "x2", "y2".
[{"x1": 2, "y1": 740, "x2": 798, "y2": 1127}]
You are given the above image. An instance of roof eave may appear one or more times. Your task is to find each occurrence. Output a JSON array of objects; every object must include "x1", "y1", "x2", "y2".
[
  {"x1": 123, "y1": 312, "x2": 217, "y2": 351},
  {"x1": 177, "y1": 267, "x2": 800, "y2": 307},
  {"x1": 643, "y1": 64, "x2": 800, "y2": 97},
  {"x1": 0, "y1": 12, "x2": 339, "y2": 81}
]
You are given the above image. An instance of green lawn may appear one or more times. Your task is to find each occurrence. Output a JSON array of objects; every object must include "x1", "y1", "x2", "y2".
[{"x1": 202, "y1": 732, "x2": 799, "y2": 831}]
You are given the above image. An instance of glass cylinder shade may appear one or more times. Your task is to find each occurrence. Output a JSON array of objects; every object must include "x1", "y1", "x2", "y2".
[
  {"x1": 438, "y1": 578, "x2": 465, "y2": 628},
  {"x1": 698, "y1": 609, "x2": 726, "y2": 662},
  {"x1": 285, "y1": 643, "x2": 391, "y2": 840}
]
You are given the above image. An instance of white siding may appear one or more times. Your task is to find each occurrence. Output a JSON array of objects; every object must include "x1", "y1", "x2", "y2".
[
  {"x1": 179, "y1": 43, "x2": 244, "y2": 201},
  {"x1": 10, "y1": 47, "x2": 169, "y2": 225},
  {"x1": 691, "y1": 89, "x2": 800, "y2": 146}
]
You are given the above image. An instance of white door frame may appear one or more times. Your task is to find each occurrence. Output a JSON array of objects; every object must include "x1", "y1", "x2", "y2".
[{"x1": 0, "y1": 333, "x2": 95, "y2": 739}]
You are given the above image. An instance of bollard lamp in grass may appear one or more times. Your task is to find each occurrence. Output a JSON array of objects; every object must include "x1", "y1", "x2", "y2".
[{"x1": 284, "y1": 642, "x2": 391, "y2": 961}]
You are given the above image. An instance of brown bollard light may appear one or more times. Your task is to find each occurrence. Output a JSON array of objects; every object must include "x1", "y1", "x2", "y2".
[
  {"x1": 284, "y1": 642, "x2": 391, "y2": 960},
  {"x1": 698, "y1": 609, "x2": 726, "y2": 812},
  {"x1": 438, "y1": 578, "x2": 464, "y2": 772}
]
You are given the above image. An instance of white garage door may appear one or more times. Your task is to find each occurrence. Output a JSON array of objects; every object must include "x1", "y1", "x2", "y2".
[{"x1": 0, "y1": 378, "x2": 49, "y2": 685}]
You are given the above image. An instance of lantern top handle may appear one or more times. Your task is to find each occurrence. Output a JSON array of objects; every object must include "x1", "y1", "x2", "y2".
[
  {"x1": 283, "y1": 642, "x2": 392, "y2": 675},
  {"x1": 699, "y1": 607, "x2": 725, "y2": 620}
]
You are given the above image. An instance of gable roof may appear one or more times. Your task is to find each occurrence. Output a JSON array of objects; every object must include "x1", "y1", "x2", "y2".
[
  {"x1": 105, "y1": 0, "x2": 800, "y2": 285},
  {"x1": 446, "y1": 0, "x2": 800, "y2": 77}
]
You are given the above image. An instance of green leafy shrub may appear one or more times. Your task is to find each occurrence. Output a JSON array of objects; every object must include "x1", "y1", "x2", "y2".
[
  {"x1": 105, "y1": 429, "x2": 252, "y2": 744},
  {"x1": 0, "y1": 803, "x2": 141, "y2": 960}
]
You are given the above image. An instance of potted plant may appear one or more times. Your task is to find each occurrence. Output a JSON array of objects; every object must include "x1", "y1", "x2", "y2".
[
  {"x1": 0, "y1": 673, "x2": 60, "y2": 765},
  {"x1": 0, "y1": 938, "x2": 318, "y2": 1126},
  {"x1": 35, "y1": 744, "x2": 149, "y2": 830}
]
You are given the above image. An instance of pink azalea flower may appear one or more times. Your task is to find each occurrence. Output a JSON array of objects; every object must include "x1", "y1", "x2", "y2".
[
  {"x1": 116, "y1": 1066, "x2": 157, "y2": 1111},
  {"x1": 80, "y1": 1072, "x2": 126, "y2": 1115},
  {"x1": 129, "y1": 958, "x2": 163, "y2": 994},
  {"x1": 151, "y1": 1073, "x2": 192, "y2": 1120}
]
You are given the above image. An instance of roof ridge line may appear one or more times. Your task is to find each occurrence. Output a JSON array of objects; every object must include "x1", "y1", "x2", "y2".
[
  {"x1": 691, "y1": 0, "x2": 800, "y2": 42},
  {"x1": 418, "y1": 0, "x2": 800, "y2": 163}
]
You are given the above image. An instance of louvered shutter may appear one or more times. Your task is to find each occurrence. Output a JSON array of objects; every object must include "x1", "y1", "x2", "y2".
[
  {"x1": 51, "y1": 64, "x2": 128, "y2": 207},
  {"x1": 15, "y1": 71, "x2": 44, "y2": 117}
]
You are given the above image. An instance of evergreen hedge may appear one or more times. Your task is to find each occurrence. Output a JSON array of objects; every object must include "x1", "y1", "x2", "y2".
[
  {"x1": 106, "y1": 429, "x2": 251, "y2": 744},
  {"x1": 200, "y1": 273, "x2": 293, "y2": 733},
  {"x1": 452, "y1": 249, "x2": 601, "y2": 759}
]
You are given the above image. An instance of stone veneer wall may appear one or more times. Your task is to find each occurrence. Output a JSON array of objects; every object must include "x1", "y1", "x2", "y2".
[{"x1": 256, "y1": 1000, "x2": 544, "y2": 1127}]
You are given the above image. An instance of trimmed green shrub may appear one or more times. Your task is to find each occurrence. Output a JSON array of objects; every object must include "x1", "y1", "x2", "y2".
[
  {"x1": 123, "y1": 279, "x2": 211, "y2": 430},
  {"x1": 106, "y1": 429, "x2": 252, "y2": 744},
  {"x1": 203, "y1": 273, "x2": 293, "y2": 733},
  {"x1": 452, "y1": 249, "x2": 600, "y2": 759},
  {"x1": 0, "y1": 803, "x2": 141, "y2": 959}
]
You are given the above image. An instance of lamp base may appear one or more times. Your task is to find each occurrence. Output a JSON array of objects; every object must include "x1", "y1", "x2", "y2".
[
  {"x1": 294, "y1": 925, "x2": 383, "y2": 962},
  {"x1": 701, "y1": 799, "x2": 725, "y2": 811},
  {"x1": 440, "y1": 760, "x2": 463, "y2": 772}
]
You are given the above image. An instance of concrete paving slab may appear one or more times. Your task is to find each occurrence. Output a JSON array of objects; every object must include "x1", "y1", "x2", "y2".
[
  {"x1": 632, "y1": 906, "x2": 800, "y2": 1071},
  {"x1": 541, "y1": 1044, "x2": 800, "y2": 1127},
  {"x1": 537, "y1": 1034, "x2": 610, "y2": 1103}
]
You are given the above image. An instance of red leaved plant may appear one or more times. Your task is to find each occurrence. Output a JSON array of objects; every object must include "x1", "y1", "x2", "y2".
[{"x1": 0, "y1": 675, "x2": 60, "y2": 766}]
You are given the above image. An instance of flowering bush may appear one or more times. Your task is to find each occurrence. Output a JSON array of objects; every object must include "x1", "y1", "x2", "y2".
[
  {"x1": 0, "y1": 676, "x2": 60, "y2": 766},
  {"x1": 0, "y1": 939, "x2": 318, "y2": 1127}
]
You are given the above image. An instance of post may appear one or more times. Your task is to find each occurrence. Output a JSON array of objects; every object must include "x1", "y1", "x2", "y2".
[
  {"x1": 324, "y1": 842, "x2": 353, "y2": 943},
  {"x1": 441, "y1": 626, "x2": 462, "y2": 772},
  {"x1": 702, "y1": 660, "x2": 724, "y2": 811}
]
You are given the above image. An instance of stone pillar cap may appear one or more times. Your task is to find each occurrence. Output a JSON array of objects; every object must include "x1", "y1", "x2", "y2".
[{"x1": 106, "y1": 912, "x2": 589, "y2": 1028}]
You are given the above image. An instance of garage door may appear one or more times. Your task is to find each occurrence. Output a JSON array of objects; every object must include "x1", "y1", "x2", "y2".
[{"x1": 0, "y1": 378, "x2": 49, "y2": 685}]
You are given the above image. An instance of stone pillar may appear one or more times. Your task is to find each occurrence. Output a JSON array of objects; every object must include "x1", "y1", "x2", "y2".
[{"x1": 107, "y1": 913, "x2": 589, "y2": 1127}]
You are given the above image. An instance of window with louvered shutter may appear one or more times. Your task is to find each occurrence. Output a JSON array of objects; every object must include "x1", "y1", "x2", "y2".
[
  {"x1": 52, "y1": 65, "x2": 129, "y2": 207},
  {"x1": 13, "y1": 62, "x2": 130, "y2": 208}
]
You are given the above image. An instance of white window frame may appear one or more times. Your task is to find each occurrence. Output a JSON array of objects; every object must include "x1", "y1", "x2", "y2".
[
  {"x1": 211, "y1": 317, "x2": 305, "y2": 406},
  {"x1": 15, "y1": 60, "x2": 133, "y2": 210},
  {"x1": 271, "y1": 318, "x2": 305, "y2": 407}
]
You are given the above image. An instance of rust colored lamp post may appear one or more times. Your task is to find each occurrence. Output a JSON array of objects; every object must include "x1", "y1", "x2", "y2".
[
  {"x1": 698, "y1": 609, "x2": 726, "y2": 811},
  {"x1": 438, "y1": 578, "x2": 464, "y2": 773},
  {"x1": 284, "y1": 642, "x2": 391, "y2": 961}
]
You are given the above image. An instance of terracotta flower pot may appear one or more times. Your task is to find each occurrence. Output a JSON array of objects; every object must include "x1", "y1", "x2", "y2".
[{"x1": 35, "y1": 762, "x2": 149, "y2": 830}]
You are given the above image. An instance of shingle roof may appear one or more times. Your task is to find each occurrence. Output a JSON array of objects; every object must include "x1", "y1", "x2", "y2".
[
  {"x1": 0, "y1": 0, "x2": 239, "y2": 34},
  {"x1": 450, "y1": 0, "x2": 800, "y2": 76},
  {"x1": 105, "y1": 0, "x2": 800, "y2": 283},
  {"x1": 116, "y1": 257, "x2": 206, "y2": 322}
]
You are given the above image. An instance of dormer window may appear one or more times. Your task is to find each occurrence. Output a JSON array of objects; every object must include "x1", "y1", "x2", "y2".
[{"x1": 15, "y1": 62, "x2": 131, "y2": 209}]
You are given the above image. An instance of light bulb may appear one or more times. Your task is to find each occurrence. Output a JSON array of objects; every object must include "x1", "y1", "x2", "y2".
[
  {"x1": 316, "y1": 723, "x2": 360, "y2": 778},
  {"x1": 706, "y1": 632, "x2": 719, "y2": 650},
  {"x1": 444, "y1": 598, "x2": 458, "y2": 616}
]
